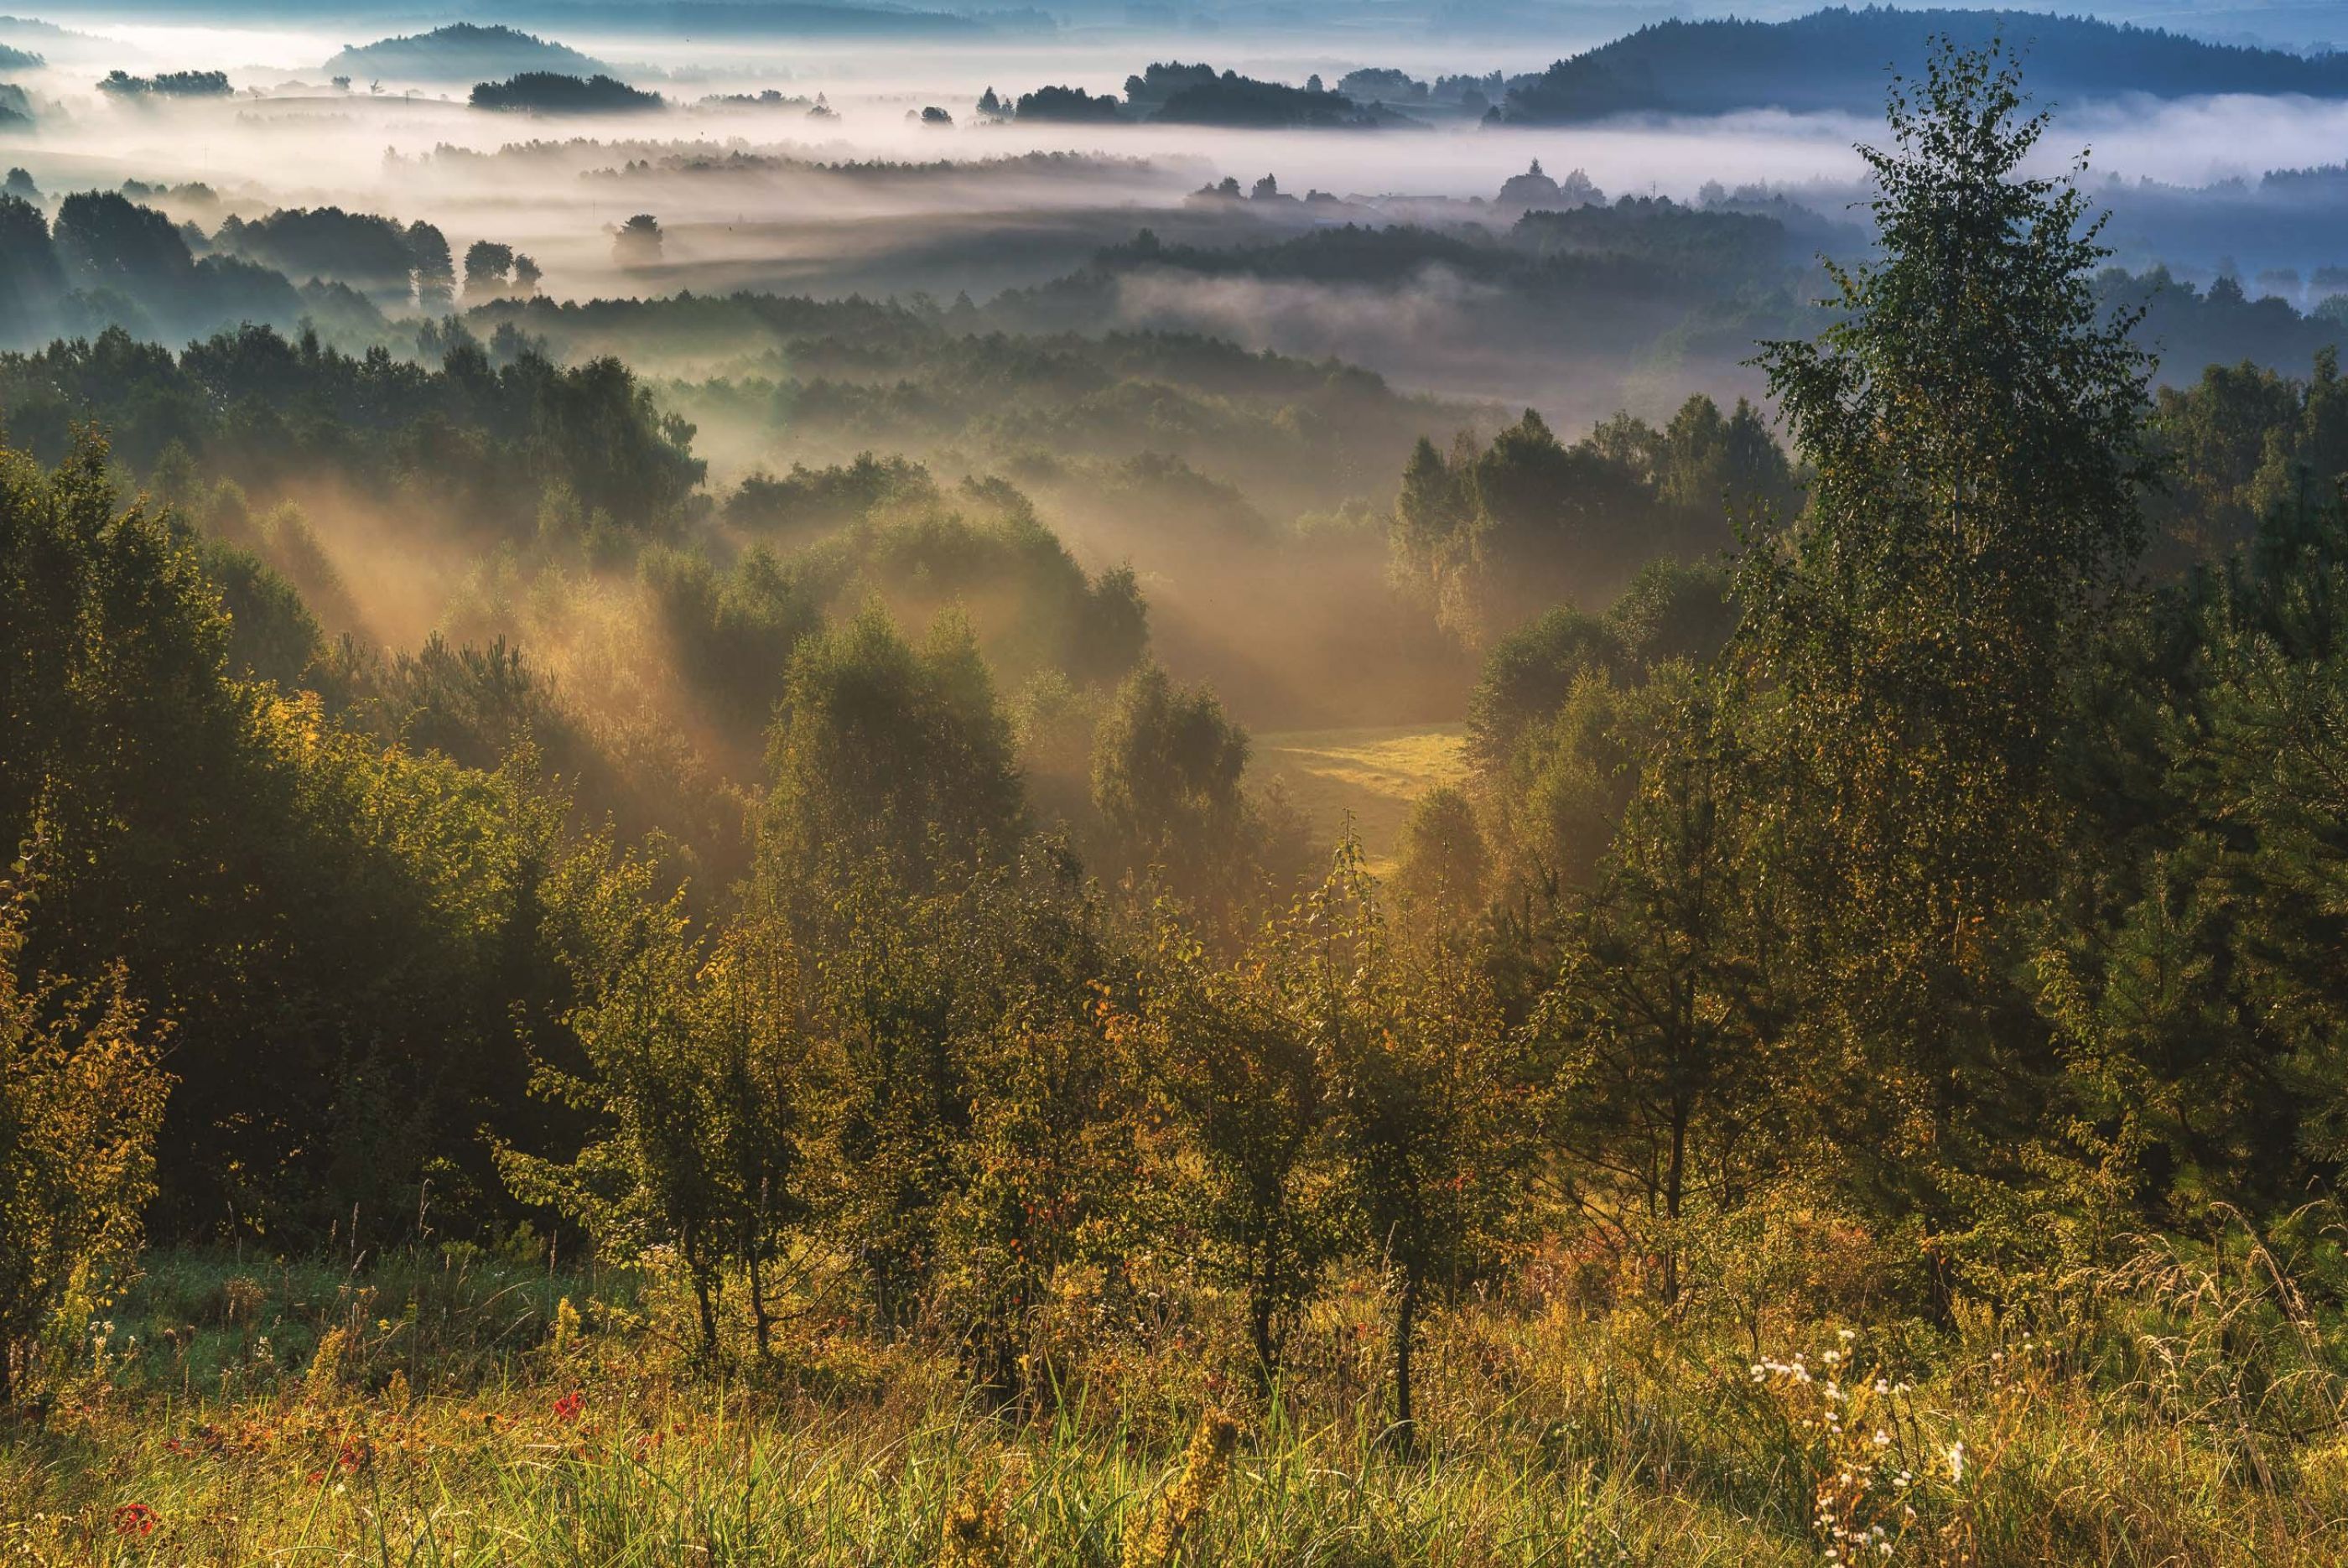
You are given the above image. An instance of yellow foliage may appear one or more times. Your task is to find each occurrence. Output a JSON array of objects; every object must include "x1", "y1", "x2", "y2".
[
  {"x1": 1122, "y1": 1410, "x2": 1239, "y2": 1568},
  {"x1": 552, "y1": 1295, "x2": 582, "y2": 1360},
  {"x1": 306, "y1": 1327, "x2": 350, "y2": 1397},
  {"x1": 940, "y1": 1456, "x2": 1024, "y2": 1568},
  {"x1": 0, "y1": 898, "x2": 169, "y2": 1403}
]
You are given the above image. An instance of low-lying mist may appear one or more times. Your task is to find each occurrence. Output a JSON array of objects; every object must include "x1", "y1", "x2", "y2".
[{"x1": 13, "y1": 5, "x2": 2348, "y2": 774}]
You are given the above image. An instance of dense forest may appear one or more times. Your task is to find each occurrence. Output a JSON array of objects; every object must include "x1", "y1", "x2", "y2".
[{"x1": 8, "y1": 35, "x2": 2348, "y2": 1565}]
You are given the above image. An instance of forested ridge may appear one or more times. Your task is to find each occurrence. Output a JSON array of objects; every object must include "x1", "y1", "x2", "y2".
[
  {"x1": 1501, "y1": 6, "x2": 2348, "y2": 121},
  {"x1": 5, "y1": 39, "x2": 2348, "y2": 1565}
]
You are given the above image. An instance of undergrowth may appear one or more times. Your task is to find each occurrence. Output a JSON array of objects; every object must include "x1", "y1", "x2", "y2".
[{"x1": 6, "y1": 1219, "x2": 2348, "y2": 1565}]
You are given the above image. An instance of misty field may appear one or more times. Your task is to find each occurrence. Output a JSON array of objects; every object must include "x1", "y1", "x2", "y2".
[{"x1": 1253, "y1": 724, "x2": 1469, "y2": 872}]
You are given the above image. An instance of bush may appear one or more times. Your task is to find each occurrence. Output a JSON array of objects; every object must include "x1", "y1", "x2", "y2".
[{"x1": 0, "y1": 893, "x2": 168, "y2": 1404}]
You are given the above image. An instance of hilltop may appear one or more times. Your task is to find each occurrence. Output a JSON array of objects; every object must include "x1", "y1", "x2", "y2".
[
  {"x1": 1503, "y1": 5, "x2": 2348, "y2": 121},
  {"x1": 324, "y1": 23, "x2": 611, "y2": 85},
  {"x1": 510, "y1": 1, "x2": 1000, "y2": 37}
]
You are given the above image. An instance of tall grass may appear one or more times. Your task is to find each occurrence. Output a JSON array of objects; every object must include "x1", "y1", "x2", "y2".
[{"x1": 5, "y1": 1232, "x2": 2347, "y2": 1565}]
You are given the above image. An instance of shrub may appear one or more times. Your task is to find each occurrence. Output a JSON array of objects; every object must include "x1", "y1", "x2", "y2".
[{"x1": 0, "y1": 891, "x2": 169, "y2": 1404}]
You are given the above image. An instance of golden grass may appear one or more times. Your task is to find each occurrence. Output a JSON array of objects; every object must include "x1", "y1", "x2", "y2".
[
  {"x1": 9, "y1": 1243, "x2": 2348, "y2": 1565},
  {"x1": 1253, "y1": 723, "x2": 1469, "y2": 873}
]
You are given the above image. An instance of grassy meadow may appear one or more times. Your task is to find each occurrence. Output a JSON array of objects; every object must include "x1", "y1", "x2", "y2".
[
  {"x1": 7, "y1": 1226, "x2": 2348, "y2": 1566},
  {"x1": 1252, "y1": 725, "x2": 1469, "y2": 873}
]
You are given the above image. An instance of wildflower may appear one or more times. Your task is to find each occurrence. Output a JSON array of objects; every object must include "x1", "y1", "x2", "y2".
[
  {"x1": 307, "y1": 1327, "x2": 350, "y2": 1394},
  {"x1": 1873, "y1": 1430, "x2": 1890, "y2": 1447},
  {"x1": 552, "y1": 1296, "x2": 582, "y2": 1360},
  {"x1": 940, "y1": 1466, "x2": 1016, "y2": 1568},
  {"x1": 1947, "y1": 1441, "x2": 1966, "y2": 1482},
  {"x1": 112, "y1": 1503, "x2": 158, "y2": 1538},
  {"x1": 1123, "y1": 1409, "x2": 1239, "y2": 1568},
  {"x1": 553, "y1": 1389, "x2": 584, "y2": 1425}
]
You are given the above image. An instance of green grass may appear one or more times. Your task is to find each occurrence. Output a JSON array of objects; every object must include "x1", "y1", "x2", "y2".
[
  {"x1": 1254, "y1": 724, "x2": 1469, "y2": 873},
  {"x1": 8, "y1": 1243, "x2": 2348, "y2": 1565}
]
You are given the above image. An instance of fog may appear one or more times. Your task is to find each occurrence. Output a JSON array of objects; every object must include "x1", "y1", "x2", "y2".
[
  {"x1": 15, "y1": 6, "x2": 2348, "y2": 737},
  {"x1": 21, "y1": 36, "x2": 2348, "y2": 310},
  {"x1": 16, "y1": 13, "x2": 2348, "y2": 426}
]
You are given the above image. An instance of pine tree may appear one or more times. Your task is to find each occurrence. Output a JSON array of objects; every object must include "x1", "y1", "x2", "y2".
[{"x1": 1738, "y1": 37, "x2": 2153, "y2": 1223}]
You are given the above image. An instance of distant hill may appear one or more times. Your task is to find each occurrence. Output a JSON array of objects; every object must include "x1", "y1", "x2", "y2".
[
  {"x1": 0, "y1": 15, "x2": 107, "y2": 65},
  {"x1": 325, "y1": 23, "x2": 610, "y2": 85},
  {"x1": 470, "y1": 71, "x2": 662, "y2": 113},
  {"x1": 0, "y1": 14, "x2": 79, "y2": 44},
  {"x1": 504, "y1": 2, "x2": 1007, "y2": 38},
  {"x1": 1154, "y1": 73, "x2": 1374, "y2": 127},
  {"x1": 0, "y1": 42, "x2": 38, "y2": 71},
  {"x1": 1016, "y1": 85, "x2": 1124, "y2": 122},
  {"x1": 1012, "y1": 61, "x2": 1421, "y2": 127},
  {"x1": 1503, "y1": 6, "x2": 2348, "y2": 123}
]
